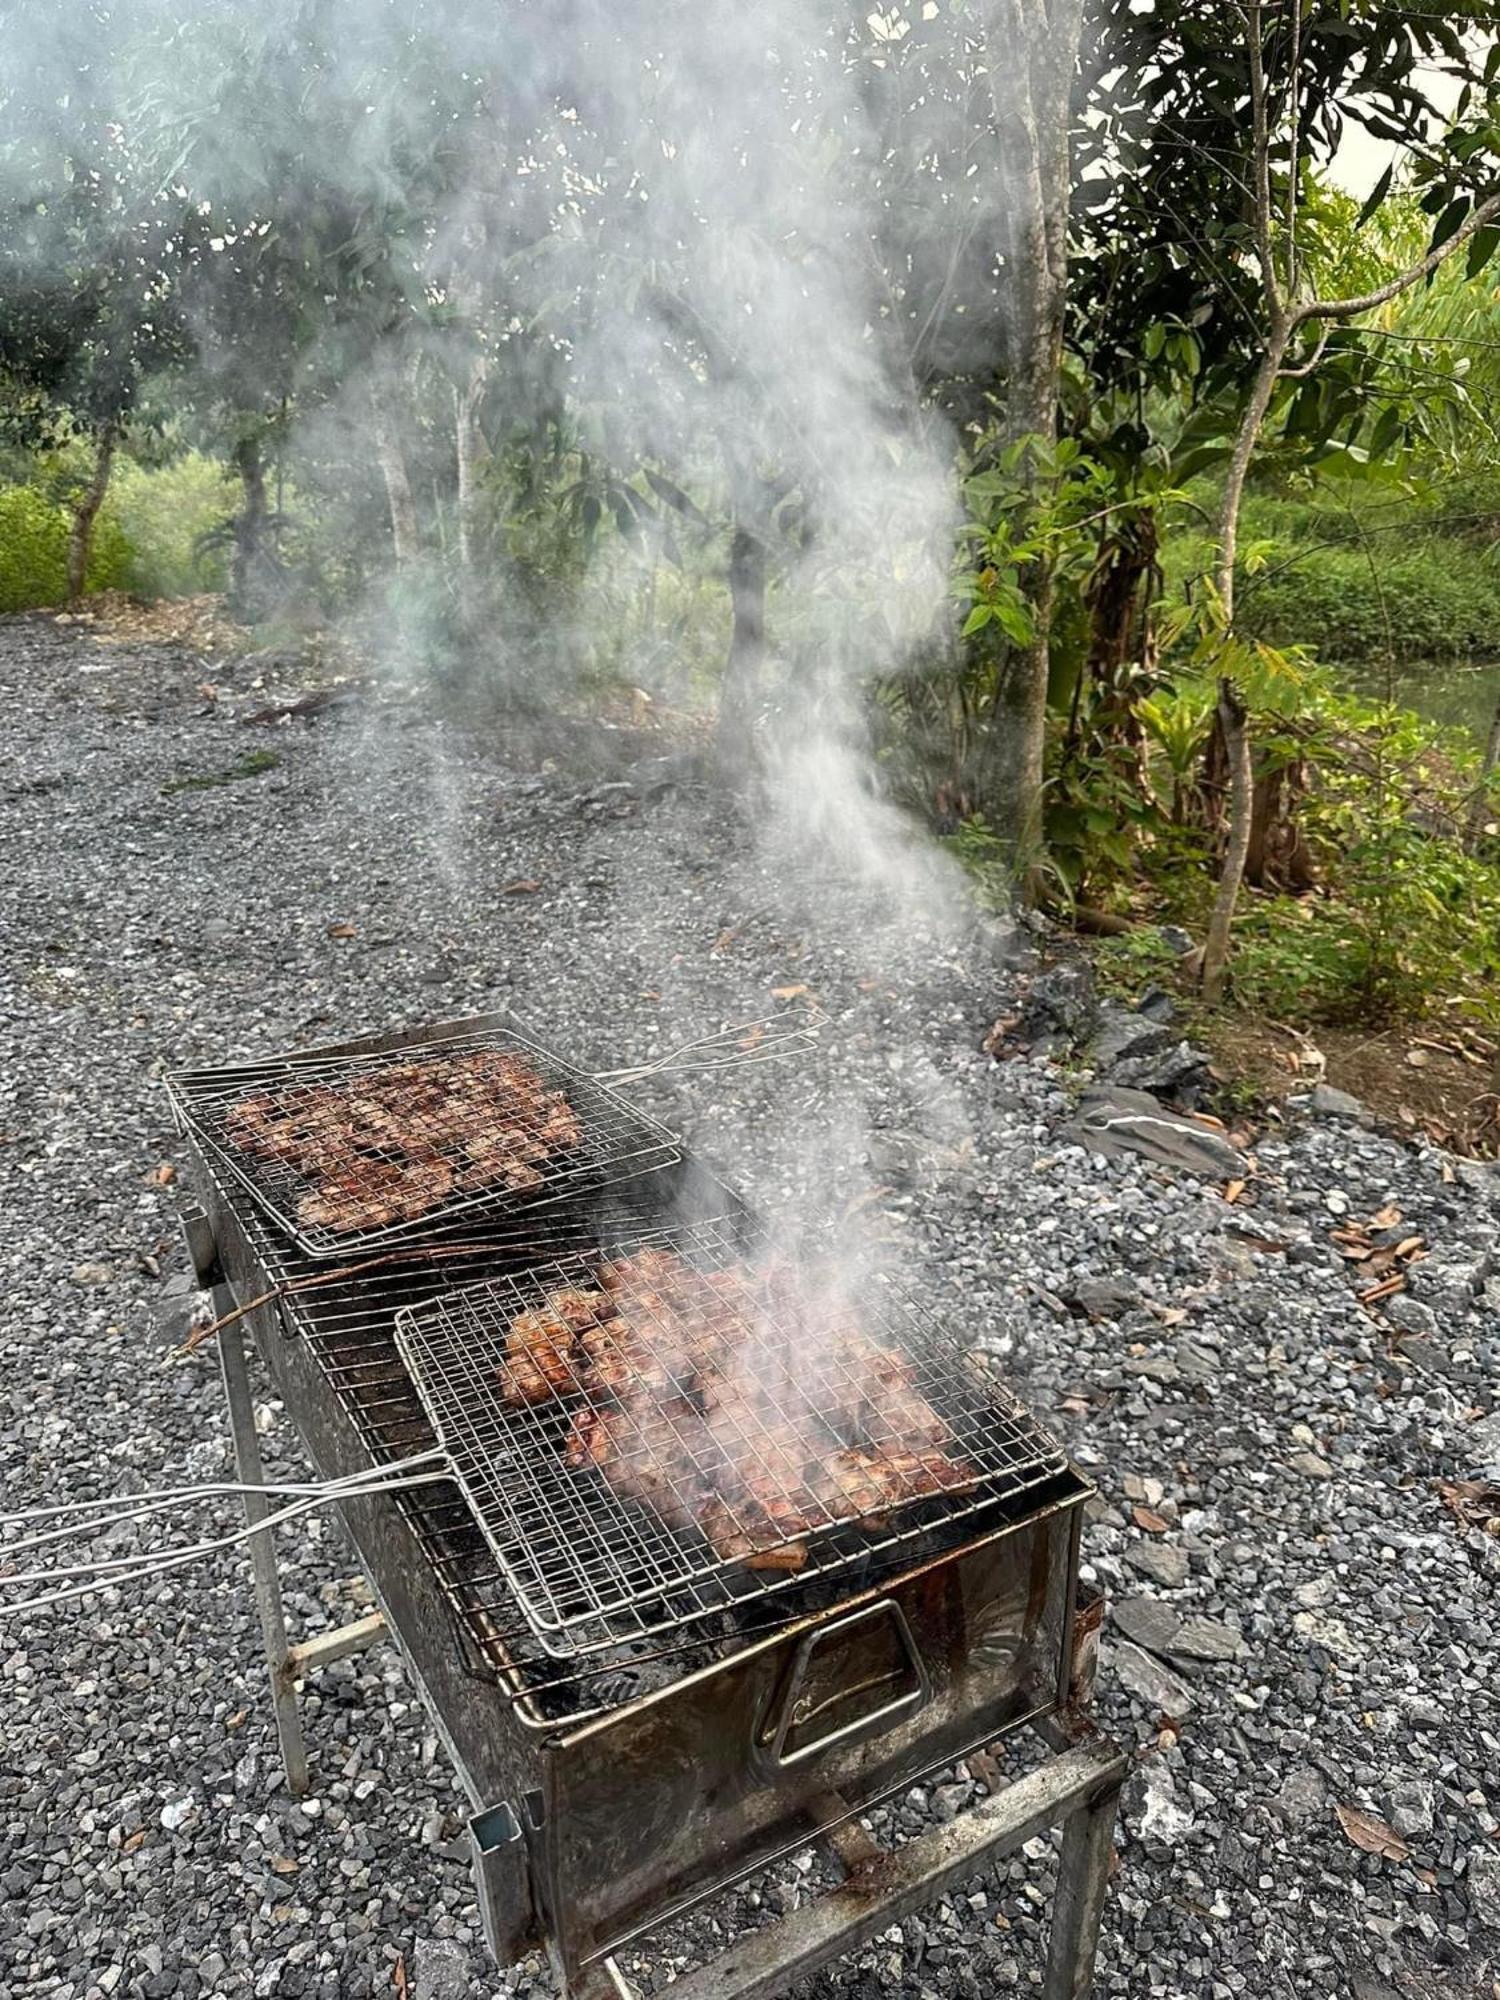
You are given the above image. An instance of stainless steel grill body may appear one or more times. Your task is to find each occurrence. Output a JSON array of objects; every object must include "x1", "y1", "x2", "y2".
[
  {"x1": 181, "y1": 1012, "x2": 1092, "y2": 1989},
  {"x1": 168, "y1": 1018, "x2": 681, "y2": 1258}
]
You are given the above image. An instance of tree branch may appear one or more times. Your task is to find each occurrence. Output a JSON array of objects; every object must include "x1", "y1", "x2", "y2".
[{"x1": 1294, "y1": 189, "x2": 1500, "y2": 326}]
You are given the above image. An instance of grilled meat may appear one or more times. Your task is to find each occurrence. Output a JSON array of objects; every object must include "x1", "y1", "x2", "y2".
[
  {"x1": 506, "y1": 1245, "x2": 981, "y2": 1572},
  {"x1": 697, "y1": 1493, "x2": 810, "y2": 1570},
  {"x1": 224, "y1": 1048, "x2": 584, "y2": 1235},
  {"x1": 501, "y1": 1287, "x2": 613, "y2": 1404},
  {"x1": 564, "y1": 1399, "x2": 718, "y2": 1532}
]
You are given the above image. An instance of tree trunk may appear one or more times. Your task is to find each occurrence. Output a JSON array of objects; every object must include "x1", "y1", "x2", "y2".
[
  {"x1": 1198, "y1": 326, "x2": 1289, "y2": 1001},
  {"x1": 1200, "y1": 678, "x2": 1254, "y2": 1004},
  {"x1": 1466, "y1": 683, "x2": 1500, "y2": 850},
  {"x1": 454, "y1": 354, "x2": 489, "y2": 577},
  {"x1": 372, "y1": 390, "x2": 419, "y2": 568},
  {"x1": 975, "y1": 0, "x2": 1087, "y2": 871},
  {"x1": 717, "y1": 520, "x2": 768, "y2": 762},
  {"x1": 230, "y1": 435, "x2": 274, "y2": 622},
  {"x1": 66, "y1": 423, "x2": 118, "y2": 606}
]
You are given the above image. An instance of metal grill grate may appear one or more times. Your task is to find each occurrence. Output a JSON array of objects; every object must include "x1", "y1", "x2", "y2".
[
  {"x1": 168, "y1": 1023, "x2": 681, "y2": 1259},
  {"x1": 199, "y1": 1163, "x2": 711, "y2": 1696},
  {"x1": 395, "y1": 1222, "x2": 1070, "y2": 1660}
]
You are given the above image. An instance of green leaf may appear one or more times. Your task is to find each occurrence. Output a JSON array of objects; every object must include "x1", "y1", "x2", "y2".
[
  {"x1": 1430, "y1": 195, "x2": 1472, "y2": 255},
  {"x1": 995, "y1": 600, "x2": 1035, "y2": 646},
  {"x1": 961, "y1": 604, "x2": 995, "y2": 636},
  {"x1": 1467, "y1": 224, "x2": 1500, "y2": 281},
  {"x1": 1356, "y1": 163, "x2": 1394, "y2": 229}
]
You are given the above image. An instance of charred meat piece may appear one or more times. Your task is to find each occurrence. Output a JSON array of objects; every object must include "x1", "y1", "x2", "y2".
[
  {"x1": 503, "y1": 1309, "x2": 581, "y2": 1406},
  {"x1": 697, "y1": 1493, "x2": 809, "y2": 1571},
  {"x1": 296, "y1": 1155, "x2": 455, "y2": 1232},
  {"x1": 815, "y1": 1328, "x2": 952, "y2": 1450},
  {"x1": 565, "y1": 1399, "x2": 719, "y2": 1532},
  {"x1": 499, "y1": 1286, "x2": 613, "y2": 1406},
  {"x1": 810, "y1": 1444, "x2": 977, "y2": 1524}
]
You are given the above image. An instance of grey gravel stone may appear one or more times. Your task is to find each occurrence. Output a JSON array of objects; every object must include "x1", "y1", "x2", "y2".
[
  {"x1": 6, "y1": 614, "x2": 1500, "y2": 2000},
  {"x1": 1271, "y1": 1767, "x2": 1328, "y2": 1824},
  {"x1": 1111, "y1": 1641, "x2": 1196, "y2": 1717},
  {"x1": 1123, "y1": 1762, "x2": 1194, "y2": 1847},
  {"x1": 1170, "y1": 1617, "x2": 1242, "y2": 1663},
  {"x1": 1112, "y1": 1597, "x2": 1183, "y2": 1658},
  {"x1": 1308, "y1": 1085, "x2": 1374, "y2": 1126},
  {"x1": 1382, "y1": 1295, "x2": 1439, "y2": 1338},
  {"x1": 1387, "y1": 1779, "x2": 1434, "y2": 1840},
  {"x1": 1125, "y1": 1542, "x2": 1190, "y2": 1589},
  {"x1": 1462, "y1": 1414, "x2": 1500, "y2": 1480},
  {"x1": 1467, "y1": 1849, "x2": 1500, "y2": 1931}
]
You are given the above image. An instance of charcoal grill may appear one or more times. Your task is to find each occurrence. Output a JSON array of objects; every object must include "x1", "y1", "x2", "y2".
[
  {"x1": 167, "y1": 1020, "x2": 681, "y2": 1258},
  {"x1": 176, "y1": 1011, "x2": 1124, "y2": 2000}
]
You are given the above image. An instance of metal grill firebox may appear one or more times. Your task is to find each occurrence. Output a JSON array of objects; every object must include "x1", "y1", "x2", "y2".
[{"x1": 172, "y1": 1012, "x2": 1124, "y2": 2000}]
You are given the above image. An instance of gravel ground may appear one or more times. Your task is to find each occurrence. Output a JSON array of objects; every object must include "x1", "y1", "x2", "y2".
[{"x1": 2, "y1": 609, "x2": 1499, "y2": 2000}]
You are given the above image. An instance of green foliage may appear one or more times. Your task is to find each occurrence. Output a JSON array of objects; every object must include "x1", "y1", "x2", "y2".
[
  {"x1": 1090, "y1": 925, "x2": 1182, "y2": 1001},
  {"x1": 1166, "y1": 493, "x2": 1500, "y2": 665},
  {"x1": 939, "y1": 814, "x2": 1012, "y2": 912},
  {"x1": 1241, "y1": 540, "x2": 1500, "y2": 664},
  {"x1": 0, "y1": 482, "x2": 130, "y2": 610},
  {"x1": 162, "y1": 750, "x2": 280, "y2": 796},
  {"x1": 112, "y1": 454, "x2": 235, "y2": 597}
]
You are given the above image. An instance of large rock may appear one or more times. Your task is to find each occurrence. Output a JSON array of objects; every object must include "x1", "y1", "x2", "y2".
[
  {"x1": 1109, "y1": 1040, "x2": 1214, "y2": 1107},
  {"x1": 1023, "y1": 960, "x2": 1098, "y2": 1042},
  {"x1": 1125, "y1": 1541, "x2": 1191, "y2": 1588},
  {"x1": 1066, "y1": 1085, "x2": 1246, "y2": 1180},
  {"x1": 1171, "y1": 1616, "x2": 1243, "y2": 1663},
  {"x1": 1084, "y1": 1001, "x2": 1178, "y2": 1074},
  {"x1": 1307, "y1": 1083, "x2": 1374, "y2": 1126},
  {"x1": 1113, "y1": 1596, "x2": 1183, "y2": 1658}
]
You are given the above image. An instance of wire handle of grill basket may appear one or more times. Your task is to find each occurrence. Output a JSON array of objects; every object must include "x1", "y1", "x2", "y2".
[{"x1": 593, "y1": 1008, "x2": 826, "y2": 1087}]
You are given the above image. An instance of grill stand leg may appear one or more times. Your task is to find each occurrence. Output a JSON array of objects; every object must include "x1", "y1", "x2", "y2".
[
  {"x1": 219, "y1": 1318, "x2": 310, "y2": 1798},
  {"x1": 1041, "y1": 1759, "x2": 1123, "y2": 2000},
  {"x1": 565, "y1": 1731, "x2": 1125, "y2": 2000}
]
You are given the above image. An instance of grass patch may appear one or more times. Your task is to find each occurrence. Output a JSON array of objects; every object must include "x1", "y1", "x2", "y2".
[{"x1": 162, "y1": 749, "x2": 280, "y2": 795}]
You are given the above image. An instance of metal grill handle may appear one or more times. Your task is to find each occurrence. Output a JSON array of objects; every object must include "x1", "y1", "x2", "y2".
[
  {"x1": 595, "y1": 1010, "x2": 826, "y2": 1088},
  {"x1": 761, "y1": 1598, "x2": 932, "y2": 1771}
]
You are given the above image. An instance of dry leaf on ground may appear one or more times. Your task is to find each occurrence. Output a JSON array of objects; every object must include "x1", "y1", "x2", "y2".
[
  {"x1": 501, "y1": 878, "x2": 541, "y2": 894},
  {"x1": 326, "y1": 921, "x2": 356, "y2": 939},
  {"x1": 1439, "y1": 1479, "x2": 1500, "y2": 1536},
  {"x1": 1335, "y1": 1802, "x2": 1410, "y2": 1864},
  {"x1": 1132, "y1": 1506, "x2": 1169, "y2": 1534}
]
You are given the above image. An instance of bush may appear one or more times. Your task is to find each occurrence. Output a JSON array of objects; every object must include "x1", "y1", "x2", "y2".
[
  {"x1": 1239, "y1": 540, "x2": 1500, "y2": 663},
  {"x1": 0, "y1": 484, "x2": 132, "y2": 611},
  {"x1": 1164, "y1": 492, "x2": 1500, "y2": 664},
  {"x1": 112, "y1": 452, "x2": 236, "y2": 597}
]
